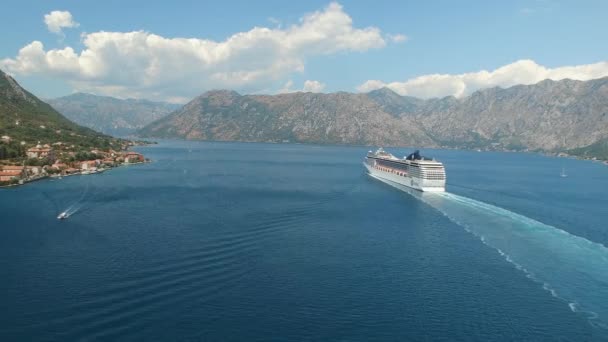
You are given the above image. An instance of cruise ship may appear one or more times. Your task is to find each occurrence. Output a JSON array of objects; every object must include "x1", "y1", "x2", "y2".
[{"x1": 364, "y1": 148, "x2": 446, "y2": 192}]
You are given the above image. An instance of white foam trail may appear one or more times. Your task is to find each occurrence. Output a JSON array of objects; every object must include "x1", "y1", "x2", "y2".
[
  {"x1": 60, "y1": 178, "x2": 91, "y2": 218},
  {"x1": 414, "y1": 190, "x2": 608, "y2": 330},
  {"x1": 67, "y1": 203, "x2": 83, "y2": 215}
]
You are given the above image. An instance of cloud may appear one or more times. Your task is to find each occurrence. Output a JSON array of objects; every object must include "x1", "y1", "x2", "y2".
[
  {"x1": 303, "y1": 80, "x2": 325, "y2": 92},
  {"x1": 520, "y1": 7, "x2": 536, "y2": 15},
  {"x1": 2, "y1": 2, "x2": 386, "y2": 101},
  {"x1": 278, "y1": 80, "x2": 294, "y2": 93},
  {"x1": 44, "y1": 10, "x2": 79, "y2": 35},
  {"x1": 519, "y1": 2, "x2": 554, "y2": 17},
  {"x1": 268, "y1": 17, "x2": 282, "y2": 28},
  {"x1": 277, "y1": 79, "x2": 325, "y2": 93},
  {"x1": 357, "y1": 59, "x2": 608, "y2": 98},
  {"x1": 387, "y1": 33, "x2": 407, "y2": 43}
]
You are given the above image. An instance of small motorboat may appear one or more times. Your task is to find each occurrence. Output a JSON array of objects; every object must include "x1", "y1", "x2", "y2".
[{"x1": 57, "y1": 212, "x2": 69, "y2": 220}]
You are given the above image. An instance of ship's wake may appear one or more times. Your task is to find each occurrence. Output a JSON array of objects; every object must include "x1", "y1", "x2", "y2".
[
  {"x1": 60, "y1": 203, "x2": 84, "y2": 218},
  {"x1": 417, "y1": 191, "x2": 608, "y2": 330},
  {"x1": 57, "y1": 179, "x2": 91, "y2": 219}
]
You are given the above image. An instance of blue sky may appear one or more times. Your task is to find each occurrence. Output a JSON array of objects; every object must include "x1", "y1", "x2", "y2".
[{"x1": 1, "y1": 0, "x2": 607, "y2": 102}]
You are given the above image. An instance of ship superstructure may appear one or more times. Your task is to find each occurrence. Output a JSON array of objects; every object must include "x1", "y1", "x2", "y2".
[{"x1": 364, "y1": 148, "x2": 446, "y2": 192}]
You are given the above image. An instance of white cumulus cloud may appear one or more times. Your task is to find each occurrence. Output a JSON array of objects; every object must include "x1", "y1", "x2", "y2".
[
  {"x1": 277, "y1": 79, "x2": 326, "y2": 93},
  {"x1": 303, "y1": 80, "x2": 325, "y2": 92},
  {"x1": 278, "y1": 80, "x2": 295, "y2": 93},
  {"x1": 387, "y1": 33, "x2": 407, "y2": 43},
  {"x1": 357, "y1": 59, "x2": 608, "y2": 98},
  {"x1": 44, "y1": 10, "x2": 79, "y2": 35},
  {"x1": 2, "y1": 2, "x2": 387, "y2": 101}
]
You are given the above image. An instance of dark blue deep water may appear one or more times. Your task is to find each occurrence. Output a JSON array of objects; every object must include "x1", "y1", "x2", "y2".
[{"x1": 1, "y1": 141, "x2": 608, "y2": 341}]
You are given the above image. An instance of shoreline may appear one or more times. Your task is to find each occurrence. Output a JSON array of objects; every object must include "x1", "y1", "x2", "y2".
[
  {"x1": 143, "y1": 138, "x2": 608, "y2": 163},
  {"x1": 3, "y1": 141, "x2": 606, "y2": 190},
  {"x1": 0, "y1": 159, "x2": 150, "y2": 189}
]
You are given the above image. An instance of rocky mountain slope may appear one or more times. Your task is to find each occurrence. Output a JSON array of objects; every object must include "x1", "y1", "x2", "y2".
[
  {"x1": 367, "y1": 88, "x2": 424, "y2": 117},
  {"x1": 374, "y1": 78, "x2": 608, "y2": 152},
  {"x1": 48, "y1": 93, "x2": 178, "y2": 136},
  {"x1": 138, "y1": 77, "x2": 608, "y2": 158},
  {"x1": 568, "y1": 137, "x2": 608, "y2": 160},
  {"x1": 139, "y1": 90, "x2": 434, "y2": 146},
  {"x1": 0, "y1": 69, "x2": 117, "y2": 149}
]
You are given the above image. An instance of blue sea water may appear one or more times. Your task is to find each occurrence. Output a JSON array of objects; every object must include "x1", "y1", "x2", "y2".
[{"x1": 1, "y1": 141, "x2": 607, "y2": 341}]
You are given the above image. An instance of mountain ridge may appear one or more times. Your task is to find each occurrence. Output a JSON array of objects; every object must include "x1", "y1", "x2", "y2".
[
  {"x1": 137, "y1": 76, "x2": 608, "y2": 158},
  {"x1": 0, "y1": 69, "x2": 118, "y2": 149},
  {"x1": 48, "y1": 93, "x2": 178, "y2": 136},
  {"x1": 402, "y1": 76, "x2": 608, "y2": 151},
  {"x1": 140, "y1": 90, "x2": 435, "y2": 146}
]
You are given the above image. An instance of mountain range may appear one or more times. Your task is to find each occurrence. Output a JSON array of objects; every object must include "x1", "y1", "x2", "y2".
[
  {"x1": 139, "y1": 90, "x2": 433, "y2": 146},
  {"x1": 138, "y1": 77, "x2": 608, "y2": 158},
  {"x1": 48, "y1": 93, "x2": 178, "y2": 136},
  {"x1": 7, "y1": 66, "x2": 606, "y2": 160},
  {"x1": 379, "y1": 78, "x2": 608, "y2": 152}
]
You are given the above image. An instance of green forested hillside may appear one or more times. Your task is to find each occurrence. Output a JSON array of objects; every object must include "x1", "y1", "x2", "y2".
[
  {"x1": 568, "y1": 138, "x2": 608, "y2": 160},
  {"x1": 0, "y1": 69, "x2": 118, "y2": 149}
]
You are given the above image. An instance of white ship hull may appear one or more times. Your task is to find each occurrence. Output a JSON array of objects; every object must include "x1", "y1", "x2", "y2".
[{"x1": 364, "y1": 162, "x2": 445, "y2": 192}]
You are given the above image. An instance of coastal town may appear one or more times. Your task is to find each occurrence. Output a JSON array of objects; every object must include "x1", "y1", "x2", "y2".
[{"x1": 0, "y1": 134, "x2": 148, "y2": 187}]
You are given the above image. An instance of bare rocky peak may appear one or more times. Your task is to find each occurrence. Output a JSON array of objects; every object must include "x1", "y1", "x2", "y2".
[
  {"x1": 48, "y1": 92, "x2": 178, "y2": 136},
  {"x1": 400, "y1": 76, "x2": 608, "y2": 151},
  {"x1": 0, "y1": 69, "x2": 37, "y2": 105},
  {"x1": 367, "y1": 87, "x2": 425, "y2": 116},
  {"x1": 140, "y1": 89, "x2": 434, "y2": 146},
  {"x1": 139, "y1": 76, "x2": 608, "y2": 155}
]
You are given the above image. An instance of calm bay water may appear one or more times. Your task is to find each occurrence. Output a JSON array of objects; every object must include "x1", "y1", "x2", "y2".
[{"x1": 1, "y1": 141, "x2": 607, "y2": 341}]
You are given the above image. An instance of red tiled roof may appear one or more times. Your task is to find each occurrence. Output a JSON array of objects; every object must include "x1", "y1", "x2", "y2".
[
  {"x1": 27, "y1": 148, "x2": 52, "y2": 152},
  {"x1": 1, "y1": 166, "x2": 25, "y2": 171},
  {"x1": 0, "y1": 170, "x2": 23, "y2": 176}
]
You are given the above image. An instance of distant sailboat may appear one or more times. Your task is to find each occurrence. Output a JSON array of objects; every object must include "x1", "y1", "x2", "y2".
[{"x1": 560, "y1": 167, "x2": 568, "y2": 178}]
